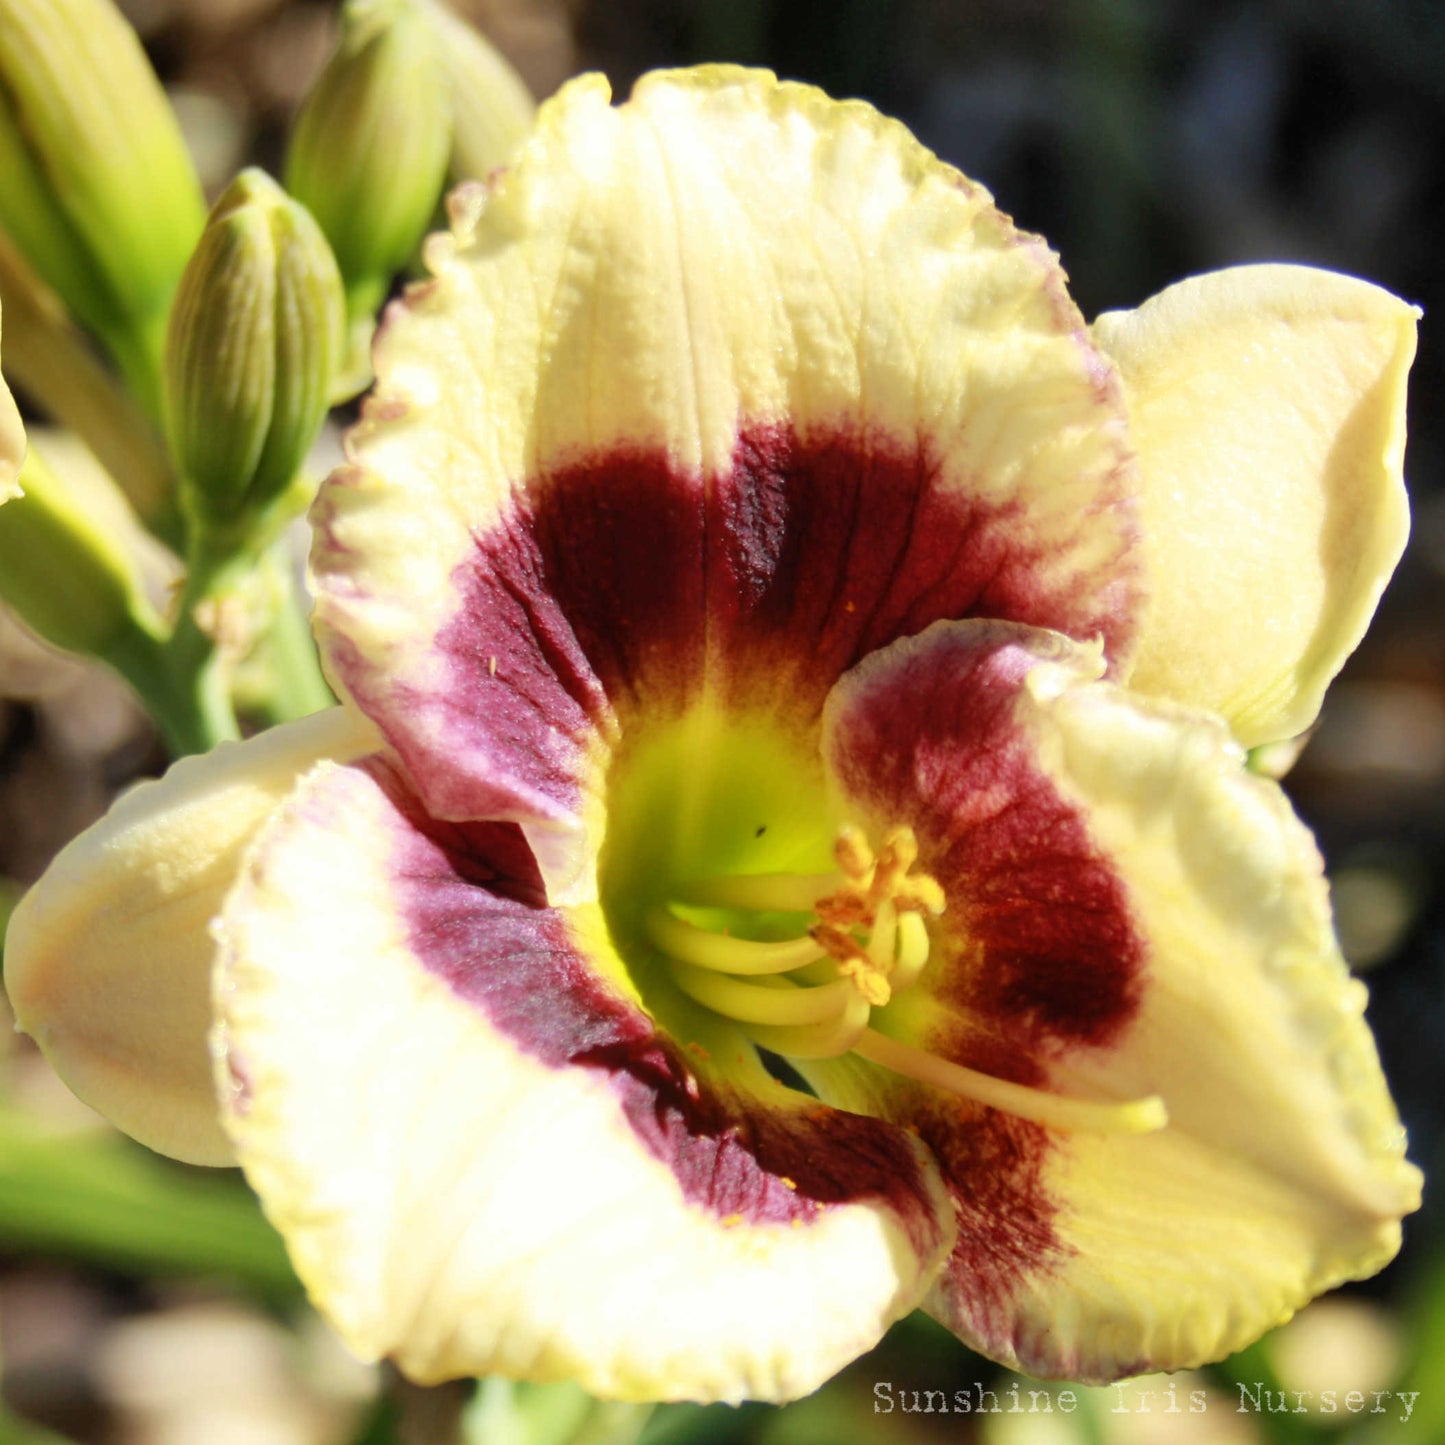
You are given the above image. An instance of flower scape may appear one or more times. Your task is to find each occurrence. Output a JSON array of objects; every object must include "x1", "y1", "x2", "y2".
[{"x1": 4, "y1": 66, "x2": 1424, "y2": 1405}]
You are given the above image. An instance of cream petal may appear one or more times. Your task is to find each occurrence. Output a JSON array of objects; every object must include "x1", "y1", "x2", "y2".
[
  {"x1": 815, "y1": 620, "x2": 1419, "y2": 1380},
  {"x1": 1094, "y1": 264, "x2": 1416, "y2": 747},
  {"x1": 310, "y1": 66, "x2": 1141, "y2": 891},
  {"x1": 3, "y1": 706, "x2": 380, "y2": 1165},
  {"x1": 215, "y1": 754, "x2": 955, "y2": 1401},
  {"x1": 1000, "y1": 669, "x2": 1421, "y2": 1377}
]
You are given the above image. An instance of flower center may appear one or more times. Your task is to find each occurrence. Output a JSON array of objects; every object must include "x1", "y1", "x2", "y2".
[
  {"x1": 647, "y1": 823, "x2": 1166, "y2": 1136},
  {"x1": 597, "y1": 709, "x2": 1164, "y2": 1136}
]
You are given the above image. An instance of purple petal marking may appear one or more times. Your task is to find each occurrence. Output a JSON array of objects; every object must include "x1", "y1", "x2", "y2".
[
  {"x1": 708, "y1": 424, "x2": 1137, "y2": 717},
  {"x1": 372, "y1": 758, "x2": 945, "y2": 1238},
  {"x1": 913, "y1": 1105, "x2": 1064, "y2": 1357},
  {"x1": 826, "y1": 623, "x2": 1146, "y2": 1066},
  {"x1": 322, "y1": 421, "x2": 1138, "y2": 826},
  {"x1": 823, "y1": 622, "x2": 1151, "y2": 1344}
]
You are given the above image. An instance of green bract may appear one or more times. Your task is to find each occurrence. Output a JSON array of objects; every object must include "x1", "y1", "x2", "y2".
[
  {"x1": 285, "y1": 0, "x2": 452, "y2": 322},
  {"x1": 0, "y1": 0, "x2": 205, "y2": 414},
  {"x1": 164, "y1": 169, "x2": 344, "y2": 540}
]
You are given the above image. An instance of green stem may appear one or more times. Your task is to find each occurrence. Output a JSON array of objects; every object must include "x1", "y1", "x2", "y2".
[
  {"x1": 255, "y1": 550, "x2": 334, "y2": 724},
  {"x1": 109, "y1": 617, "x2": 238, "y2": 757}
]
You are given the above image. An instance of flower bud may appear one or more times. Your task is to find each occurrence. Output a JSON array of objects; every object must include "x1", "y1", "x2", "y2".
[
  {"x1": 165, "y1": 170, "x2": 345, "y2": 539},
  {"x1": 417, "y1": 0, "x2": 536, "y2": 182},
  {"x1": 0, "y1": 447, "x2": 162, "y2": 660},
  {"x1": 0, "y1": 0, "x2": 206, "y2": 410},
  {"x1": 285, "y1": 0, "x2": 452, "y2": 321}
]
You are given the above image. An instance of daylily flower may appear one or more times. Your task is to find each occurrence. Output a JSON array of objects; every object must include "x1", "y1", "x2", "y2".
[{"x1": 4, "y1": 68, "x2": 1423, "y2": 1404}]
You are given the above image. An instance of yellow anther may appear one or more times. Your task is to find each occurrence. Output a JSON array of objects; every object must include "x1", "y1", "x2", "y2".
[
  {"x1": 869, "y1": 826, "x2": 919, "y2": 904},
  {"x1": 838, "y1": 955, "x2": 892, "y2": 1008},
  {"x1": 895, "y1": 874, "x2": 946, "y2": 916},
  {"x1": 834, "y1": 825, "x2": 874, "y2": 881},
  {"x1": 813, "y1": 891, "x2": 874, "y2": 929}
]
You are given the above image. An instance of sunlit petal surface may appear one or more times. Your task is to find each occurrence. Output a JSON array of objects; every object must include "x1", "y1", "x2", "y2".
[
  {"x1": 1094, "y1": 265, "x2": 1416, "y2": 747},
  {"x1": 6, "y1": 707, "x2": 378, "y2": 1164}
]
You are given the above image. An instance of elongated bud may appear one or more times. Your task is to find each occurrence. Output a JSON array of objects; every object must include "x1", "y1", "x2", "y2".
[
  {"x1": 165, "y1": 170, "x2": 345, "y2": 539},
  {"x1": 0, "y1": 447, "x2": 162, "y2": 659},
  {"x1": 0, "y1": 0, "x2": 206, "y2": 412},
  {"x1": 285, "y1": 0, "x2": 452, "y2": 321},
  {"x1": 416, "y1": 0, "x2": 536, "y2": 181}
]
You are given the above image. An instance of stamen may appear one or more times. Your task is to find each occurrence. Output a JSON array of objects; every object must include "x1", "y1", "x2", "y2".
[
  {"x1": 834, "y1": 825, "x2": 874, "y2": 881},
  {"x1": 649, "y1": 823, "x2": 1162, "y2": 1137},
  {"x1": 673, "y1": 872, "x2": 840, "y2": 913},
  {"x1": 854, "y1": 1029, "x2": 1168, "y2": 1135},
  {"x1": 644, "y1": 907, "x2": 824, "y2": 975},
  {"x1": 890, "y1": 910, "x2": 931, "y2": 991},
  {"x1": 866, "y1": 902, "x2": 898, "y2": 973},
  {"x1": 748, "y1": 987, "x2": 872, "y2": 1060},
  {"x1": 811, "y1": 918, "x2": 893, "y2": 1006},
  {"x1": 868, "y1": 827, "x2": 916, "y2": 904},
  {"x1": 670, "y1": 964, "x2": 859, "y2": 1028},
  {"x1": 894, "y1": 874, "x2": 946, "y2": 916}
]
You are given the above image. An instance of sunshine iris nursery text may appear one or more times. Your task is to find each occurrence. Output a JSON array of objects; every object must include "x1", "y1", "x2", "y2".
[{"x1": 872, "y1": 1380, "x2": 1420, "y2": 1423}]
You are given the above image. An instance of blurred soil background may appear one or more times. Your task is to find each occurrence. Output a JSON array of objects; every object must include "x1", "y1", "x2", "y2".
[{"x1": 3, "y1": 1, "x2": 1445, "y2": 1441}]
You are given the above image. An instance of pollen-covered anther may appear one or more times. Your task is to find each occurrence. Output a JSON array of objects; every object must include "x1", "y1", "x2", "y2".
[
  {"x1": 810, "y1": 824, "x2": 946, "y2": 989},
  {"x1": 811, "y1": 923, "x2": 893, "y2": 1007}
]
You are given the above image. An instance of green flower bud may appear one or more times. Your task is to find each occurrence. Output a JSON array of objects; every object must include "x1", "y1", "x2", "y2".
[
  {"x1": 416, "y1": 0, "x2": 536, "y2": 182},
  {"x1": 0, "y1": 446, "x2": 162, "y2": 659},
  {"x1": 285, "y1": 0, "x2": 452, "y2": 321},
  {"x1": 0, "y1": 0, "x2": 206, "y2": 412},
  {"x1": 165, "y1": 170, "x2": 345, "y2": 540}
]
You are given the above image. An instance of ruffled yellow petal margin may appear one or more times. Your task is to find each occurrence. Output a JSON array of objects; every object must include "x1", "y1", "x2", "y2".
[
  {"x1": 1094, "y1": 265, "x2": 1416, "y2": 747},
  {"x1": 5, "y1": 707, "x2": 379, "y2": 1164}
]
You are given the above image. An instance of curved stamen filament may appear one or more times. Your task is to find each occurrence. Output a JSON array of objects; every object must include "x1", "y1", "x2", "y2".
[
  {"x1": 749, "y1": 988, "x2": 872, "y2": 1060},
  {"x1": 854, "y1": 1028, "x2": 1167, "y2": 1135},
  {"x1": 643, "y1": 907, "x2": 825, "y2": 974},
  {"x1": 673, "y1": 872, "x2": 840, "y2": 912},
  {"x1": 670, "y1": 964, "x2": 858, "y2": 1027},
  {"x1": 652, "y1": 826, "x2": 1164, "y2": 1137},
  {"x1": 890, "y1": 910, "x2": 930, "y2": 991}
]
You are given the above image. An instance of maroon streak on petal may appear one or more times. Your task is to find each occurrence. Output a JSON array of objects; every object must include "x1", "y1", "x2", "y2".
[
  {"x1": 819, "y1": 623, "x2": 1149, "y2": 1357},
  {"x1": 321, "y1": 487, "x2": 615, "y2": 829},
  {"x1": 826, "y1": 623, "x2": 1146, "y2": 1067},
  {"x1": 709, "y1": 424, "x2": 1136, "y2": 717},
  {"x1": 324, "y1": 419, "x2": 1137, "y2": 830},
  {"x1": 912, "y1": 1103, "x2": 1064, "y2": 1355},
  {"x1": 373, "y1": 758, "x2": 943, "y2": 1234}
]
